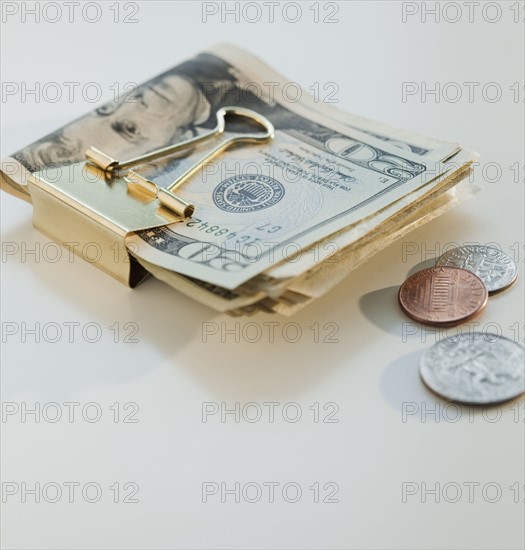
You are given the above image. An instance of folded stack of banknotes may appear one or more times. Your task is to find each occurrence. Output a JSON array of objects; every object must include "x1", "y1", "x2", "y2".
[{"x1": 1, "y1": 44, "x2": 478, "y2": 316}]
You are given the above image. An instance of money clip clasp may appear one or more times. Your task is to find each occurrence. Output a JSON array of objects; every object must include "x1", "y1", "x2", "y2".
[
  {"x1": 85, "y1": 106, "x2": 275, "y2": 218},
  {"x1": 26, "y1": 107, "x2": 274, "y2": 286}
]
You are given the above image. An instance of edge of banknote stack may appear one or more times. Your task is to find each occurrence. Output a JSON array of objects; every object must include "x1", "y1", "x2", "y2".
[{"x1": 0, "y1": 44, "x2": 479, "y2": 316}]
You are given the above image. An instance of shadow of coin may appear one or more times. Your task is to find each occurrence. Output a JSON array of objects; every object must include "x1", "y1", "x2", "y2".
[
  {"x1": 379, "y1": 349, "x2": 450, "y2": 413},
  {"x1": 358, "y1": 285, "x2": 403, "y2": 336},
  {"x1": 487, "y1": 274, "x2": 519, "y2": 296}
]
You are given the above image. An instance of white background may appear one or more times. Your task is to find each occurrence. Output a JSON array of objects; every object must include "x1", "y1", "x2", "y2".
[{"x1": 1, "y1": 1, "x2": 524, "y2": 549}]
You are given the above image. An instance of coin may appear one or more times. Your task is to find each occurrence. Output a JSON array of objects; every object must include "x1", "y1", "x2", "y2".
[
  {"x1": 398, "y1": 266, "x2": 488, "y2": 326},
  {"x1": 436, "y1": 245, "x2": 518, "y2": 293},
  {"x1": 420, "y1": 333, "x2": 525, "y2": 404}
]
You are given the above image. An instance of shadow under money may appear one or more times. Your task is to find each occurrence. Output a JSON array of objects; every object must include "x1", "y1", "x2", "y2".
[
  {"x1": 2, "y1": 218, "x2": 375, "y2": 402},
  {"x1": 379, "y1": 349, "x2": 443, "y2": 412},
  {"x1": 166, "y1": 272, "x2": 380, "y2": 402},
  {"x1": 358, "y1": 285, "x2": 404, "y2": 336},
  {"x1": 379, "y1": 350, "x2": 524, "y2": 416}
]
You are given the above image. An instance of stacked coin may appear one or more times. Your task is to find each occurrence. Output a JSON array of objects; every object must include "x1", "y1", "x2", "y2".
[
  {"x1": 399, "y1": 245, "x2": 518, "y2": 326},
  {"x1": 398, "y1": 245, "x2": 523, "y2": 404}
]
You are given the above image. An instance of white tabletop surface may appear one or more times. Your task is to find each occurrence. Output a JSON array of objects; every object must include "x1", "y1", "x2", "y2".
[{"x1": 1, "y1": 2, "x2": 524, "y2": 549}]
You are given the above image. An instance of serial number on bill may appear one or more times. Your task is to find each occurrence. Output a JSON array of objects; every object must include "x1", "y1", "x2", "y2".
[{"x1": 183, "y1": 218, "x2": 282, "y2": 244}]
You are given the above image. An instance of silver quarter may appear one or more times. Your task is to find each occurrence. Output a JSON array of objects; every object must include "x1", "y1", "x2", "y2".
[
  {"x1": 436, "y1": 245, "x2": 518, "y2": 293},
  {"x1": 420, "y1": 333, "x2": 525, "y2": 404}
]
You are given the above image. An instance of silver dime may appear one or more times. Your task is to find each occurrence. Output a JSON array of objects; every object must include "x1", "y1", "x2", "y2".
[
  {"x1": 436, "y1": 245, "x2": 518, "y2": 293},
  {"x1": 420, "y1": 333, "x2": 525, "y2": 404}
]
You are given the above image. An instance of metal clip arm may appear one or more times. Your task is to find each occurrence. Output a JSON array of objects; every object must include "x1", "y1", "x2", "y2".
[{"x1": 84, "y1": 106, "x2": 274, "y2": 218}]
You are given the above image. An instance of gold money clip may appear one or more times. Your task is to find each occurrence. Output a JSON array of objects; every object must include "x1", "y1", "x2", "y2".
[{"x1": 27, "y1": 107, "x2": 275, "y2": 286}]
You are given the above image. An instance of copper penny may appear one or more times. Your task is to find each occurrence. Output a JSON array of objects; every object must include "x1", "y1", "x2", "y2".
[{"x1": 398, "y1": 266, "x2": 488, "y2": 326}]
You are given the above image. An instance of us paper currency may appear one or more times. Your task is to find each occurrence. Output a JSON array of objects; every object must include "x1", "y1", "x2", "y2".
[
  {"x1": 1, "y1": 44, "x2": 477, "y2": 313},
  {"x1": 118, "y1": 50, "x2": 463, "y2": 289}
]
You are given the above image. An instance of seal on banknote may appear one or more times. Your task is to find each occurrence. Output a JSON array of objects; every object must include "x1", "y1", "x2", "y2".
[{"x1": 213, "y1": 174, "x2": 285, "y2": 213}]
